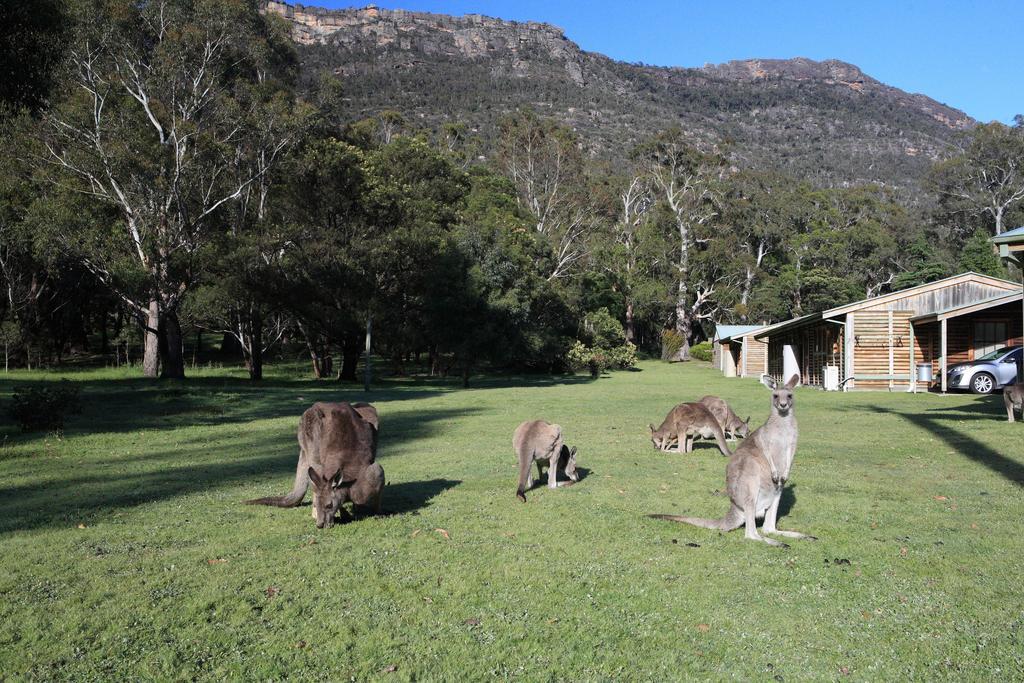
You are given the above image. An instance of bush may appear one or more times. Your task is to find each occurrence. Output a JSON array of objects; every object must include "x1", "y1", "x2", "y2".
[
  {"x1": 567, "y1": 340, "x2": 637, "y2": 377},
  {"x1": 583, "y1": 308, "x2": 626, "y2": 350},
  {"x1": 9, "y1": 380, "x2": 81, "y2": 432},
  {"x1": 661, "y1": 329, "x2": 684, "y2": 361},
  {"x1": 690, "y1": 341, "x2": 713, "y2": 362},
  {"x1": 604, "y1": 342, "x2": 638, "y2": 369}
]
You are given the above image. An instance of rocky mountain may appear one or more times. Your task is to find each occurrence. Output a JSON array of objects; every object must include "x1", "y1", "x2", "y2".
[{"x1": 264, "y1": 1, "x2": 973, "y2": 193}]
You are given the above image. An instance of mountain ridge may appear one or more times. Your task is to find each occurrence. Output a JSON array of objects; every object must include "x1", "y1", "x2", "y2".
[{"x1": 265, "y1": 1, "x2": 973, "y2": 191}]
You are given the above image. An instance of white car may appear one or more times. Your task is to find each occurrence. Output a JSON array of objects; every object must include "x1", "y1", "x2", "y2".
[{"x1": 946, "y1": 346, "x2": 1022, "y2": 394}]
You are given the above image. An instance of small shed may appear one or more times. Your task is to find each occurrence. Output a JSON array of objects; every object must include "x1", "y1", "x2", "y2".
[
  {"x1": 713, "y1": 324, "x2": 770, "y2": 378},
  {"x1": 754, "y1": 272, "x2": 1021, "y2": 390}
]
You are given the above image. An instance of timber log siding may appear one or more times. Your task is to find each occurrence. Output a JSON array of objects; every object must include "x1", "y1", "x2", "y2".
[
  {"x1": 758, "y1": 273, "x2": 1022, "y2": 390},
  {"x1": 739, "y1": 337, "x2": 768, "y2": 377}
]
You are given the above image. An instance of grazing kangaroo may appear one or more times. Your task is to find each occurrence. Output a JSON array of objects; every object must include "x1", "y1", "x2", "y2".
[
  {"x1": 1006, "y1": 385, "x2": 1024, "y2": 423},
  {"x1": 246, "y1": 402, "x2": 383, "y2": 528},
  {"x1": 649, "y1": 375, "x2": 813, "y2": 547},
  {"x1": 699, "y1": 396, "x2": 750, "y2": 440},
  {"x1": 514, "y1": 420, "x2": 579, "y2": 502},
  {"x1": 649, "y1": 403, "x2": 731, "y2": 456}
]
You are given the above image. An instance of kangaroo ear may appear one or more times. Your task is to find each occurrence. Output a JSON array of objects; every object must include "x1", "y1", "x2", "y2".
[
  {"x1": 569, "y1": 446, "x2": 577, "y2": 458},
  {"x1": 744, "y1": 416, "x2": 750, "y2": 424},
  {"x1": 785, "y1": 374, "x2": 799, "y2": 389},
  {"x1": 648, "y1": 423, "x2": 655, "y2": 432},
  {"x1": 760, "y1": 375, "x2": 777, "y2": 390},
  {"x1": 308, "y1": 467, "x2": 323, "y2": 487}
]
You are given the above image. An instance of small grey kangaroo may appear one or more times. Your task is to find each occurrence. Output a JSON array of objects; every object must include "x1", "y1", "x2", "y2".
[
  {"x1": 246, "y1": 401, "x2": 383, "y2": 528},
  {"x1": 514, "y1": 420, "x2": 579, "y2": 502},
  {"x1": 649, "y1": 403, "x2": 731, "y2": 456},
  {"x1": 699, "y1": 396, "x2": 750, "y2": 440},
  {"x1": 649, "y1": 374, "x2": 813, "y2": 547},
  {"x1": 1005, "y1": 385, "x2": 1024, "y2": 422}
]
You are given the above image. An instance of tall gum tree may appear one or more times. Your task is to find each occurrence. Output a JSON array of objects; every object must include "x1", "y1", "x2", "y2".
[
  {"x1": 37, "y1": 0, "x2": 297, "y2": 378},
  {"x1": 641, "y1": 129, "x2": 725, "y2": 360},
  {"x1": 930, "y1": 121, "x2": 1024, "y2": 238}
]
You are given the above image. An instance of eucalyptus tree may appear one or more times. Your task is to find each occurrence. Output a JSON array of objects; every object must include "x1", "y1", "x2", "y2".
[
  {"x1": 930, "y1": 121, "x2": 1024, "y2": 238},
  {"x1": 36, "y1": 0, "x2": 300, "y2": 378},
  {"x1": 498, "y1": 109, "x2": 593, "y2": 281},
  {"x1": 639, "y1": 128, "x2": 726, "y2": 360}
]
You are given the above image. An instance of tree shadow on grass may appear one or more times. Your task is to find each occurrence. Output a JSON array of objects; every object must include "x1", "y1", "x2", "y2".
[
  {"x1": 843, "y1": 404, "x2": 1024, "y2": 488},
  {"x1": 0, "y1": 406, "x2": 480, "y2": 535},
  {"x1": 0, "y1": 371, "x2": 597, "y2": 442}
]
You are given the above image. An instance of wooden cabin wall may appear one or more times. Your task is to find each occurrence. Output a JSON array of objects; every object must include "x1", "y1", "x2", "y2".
[
  {"x1": 851, "y1": 310, "x2": 912, "y2": 389},
  {"x1": 741, "y1": 337, "x2": 768, "y2": 377}
]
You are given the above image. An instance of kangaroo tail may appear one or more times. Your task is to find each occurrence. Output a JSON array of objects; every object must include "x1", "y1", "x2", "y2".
[
  {"x1": 648, "y1": 506, "x2": 743, "y2": 531},
  {"x1": 516, "y1": 449, "x2": 534, "y2": 502},
  {"x1": 245, "y1": 457, "x2": 309, "y2": 507}
]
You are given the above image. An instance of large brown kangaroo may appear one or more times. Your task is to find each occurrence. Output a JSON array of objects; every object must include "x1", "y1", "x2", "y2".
[
  {"x1": 514, "y1": 420, "x2": 579, "y2": 502},
  {"x1": 246, "y1": 402, "x2": 382, "y2": 528},
  {"x1": 649, "y1": 402, "x2": 731, "y2": 455},
  {"x1": 649, "y1": 375, "x2": 813, "y2": 547}
]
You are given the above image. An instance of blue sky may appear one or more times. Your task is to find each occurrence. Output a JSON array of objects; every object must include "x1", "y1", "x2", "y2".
[{"x1": 314, "y1": 0, "x2": 1022, "y2": 124}]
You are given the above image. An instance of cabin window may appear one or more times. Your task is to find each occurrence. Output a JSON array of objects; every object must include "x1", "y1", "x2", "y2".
[{"x1": 974, "y1": 321, "x2": 1007, "y2": 358}]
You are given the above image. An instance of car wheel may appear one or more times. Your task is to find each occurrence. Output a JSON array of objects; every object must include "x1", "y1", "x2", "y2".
[{"x1": 971, "y1": 372, "x2": 995, "y2": 394}]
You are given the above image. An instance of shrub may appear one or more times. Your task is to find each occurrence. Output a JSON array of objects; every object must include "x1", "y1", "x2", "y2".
[
  {"x1": 604, "y1": 342, "x2": 638, "y2": 369},
  {"x1": 690, "y1": 341, "x2": 713, "y2": 362},
  {"x1": 661, "y1": 329, "x2": 685, "y2": 361},
  {"x1": 9, "y1": 380, "x2": 81, "y2": 432},
  {"x1": 583, "y1": 308, "x2": 626, "y2": 350},
  {"x1": 567, "y1": 340, "x2": 637, "y2": 377}
]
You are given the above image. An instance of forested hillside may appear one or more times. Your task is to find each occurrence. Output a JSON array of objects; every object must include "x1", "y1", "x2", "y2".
[{"x1": 268, "y1": 1, "x2": 972, "y2": 195}]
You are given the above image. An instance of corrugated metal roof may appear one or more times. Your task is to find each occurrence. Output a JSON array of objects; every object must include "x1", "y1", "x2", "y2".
[
  {"x1": 752, "y1": 312, "x2": 823, "y2": 340},
  {"x1": 714, "y1": 324, "x2": 762, "y2": 342},
  {"x1": 992, "y1": 226, "x2": 1024, "y2": 242},
  {"x1": 910, "y1": 290, "x2": 1023, "y2": 323}
]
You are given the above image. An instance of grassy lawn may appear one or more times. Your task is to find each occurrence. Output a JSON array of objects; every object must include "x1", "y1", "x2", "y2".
[{"x1": 1, "y1": 360, "x2": 1022, "y2": 680}]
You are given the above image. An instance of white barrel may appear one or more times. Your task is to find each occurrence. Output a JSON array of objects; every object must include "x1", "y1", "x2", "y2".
[{"x1": 783, "y1": 345, "x2": 801, "y2": 386}]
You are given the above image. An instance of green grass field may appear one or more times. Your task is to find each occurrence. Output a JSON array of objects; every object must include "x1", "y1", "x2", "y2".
[{"x1": 1, "y1": 360, "x2": 1022, "y2": 680}]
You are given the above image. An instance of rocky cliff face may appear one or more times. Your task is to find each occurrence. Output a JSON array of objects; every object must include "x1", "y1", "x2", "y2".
[
  {"x1": 264, "y1": 1, "x2": 973, "y2": 191},
  {"x1": 264, "y1": 1, "x2": 585, "y2": 85},
  {"x1": 702, "y1": 58, "x2": 972, "y2": 130}
]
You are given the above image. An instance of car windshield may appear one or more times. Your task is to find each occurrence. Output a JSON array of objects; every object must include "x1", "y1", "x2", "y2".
[{"x1": 975, "y1": 346, "x2": 1019, "y2": 362}]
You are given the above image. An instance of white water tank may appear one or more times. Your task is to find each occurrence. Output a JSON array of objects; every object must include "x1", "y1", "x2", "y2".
[
  {"x1": 782, "y1": 345, "x2": 801, "y2": 386},
  {"x1": 823, "y1": 365, "x2": 840, "y2": 391}
]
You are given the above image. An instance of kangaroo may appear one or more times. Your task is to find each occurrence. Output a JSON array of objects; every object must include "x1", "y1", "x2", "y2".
[
  {"x1": 514, "y1": 420, "x2": 579, "y2": 502},
  {"x1": 699, "y1": 395, "x2": 750, "y2": 440},
  {"x1": 246, "y1": 402, "x2": 383, "y2": 528},
  {"x1": 1006, "y1": 385, "x2": 1024, "y2": 423},
  {"x1": 649, "y1": 375, "x2": 813, "y2": 547},
  {"x1": 648, "y1": 403, "x2": 731, "y2": 456}
]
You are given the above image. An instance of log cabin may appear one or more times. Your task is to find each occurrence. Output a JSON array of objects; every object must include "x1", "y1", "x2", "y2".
[{"x1": 719, "y1": 272, "x2": 1021, "y2": 391}]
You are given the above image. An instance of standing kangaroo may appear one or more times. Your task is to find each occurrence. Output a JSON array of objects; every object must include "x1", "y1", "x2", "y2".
[
  {"x1": 699, "y1": 396, "x2": 750, "y2": 440},
  {"x1": 649, "y1": 403, "x2": 731, "y2": 456},
  {"x1": 1005, "y1": 385, "x2": 1024, "y2": 422},
  {"x1": 649, "y1": 375, "x2": 813, "y2": 547},
  {"x1": 246, "y1": 402, "x2": 383, "y2": 528},
  {"x1": 514, "y1": 420, "x2": 579, "y2": 502}
]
